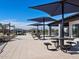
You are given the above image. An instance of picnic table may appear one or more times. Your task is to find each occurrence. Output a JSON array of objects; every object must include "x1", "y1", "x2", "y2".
[{"x1": 51, "y1": 37, "x2": 74, "y2": 50}]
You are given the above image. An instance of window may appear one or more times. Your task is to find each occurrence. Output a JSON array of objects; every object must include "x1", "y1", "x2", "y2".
[
  {"x1": 64, "y1": 27, "x2": 69, "y2": 36},
  {"x1": 72, "y1": 24, "x2": 79, "y2": 37}
]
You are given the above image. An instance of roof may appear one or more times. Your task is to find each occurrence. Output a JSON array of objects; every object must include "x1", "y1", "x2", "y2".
[{"x1": 48, "y1": 13, "x2": 79, "y2": 26}]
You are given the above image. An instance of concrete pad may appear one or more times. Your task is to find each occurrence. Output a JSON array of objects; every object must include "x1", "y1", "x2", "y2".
[{"x1": 0, "y1": 33, "x2": 79, "y2": 59}]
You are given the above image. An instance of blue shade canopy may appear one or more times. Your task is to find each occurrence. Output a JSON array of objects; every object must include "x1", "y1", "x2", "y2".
[
  {"x1": 29, "y1": 0, "x2": 79, "y2": 16},
  {"x1": 28, "y1": 17, "x2": 55, "y2": 22}
]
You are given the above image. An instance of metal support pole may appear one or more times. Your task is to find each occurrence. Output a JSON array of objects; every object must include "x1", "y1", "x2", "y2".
[
  {"x1": 37, "y1": 25, "x2": 40, "y2": 39},
  {"x1": 13, "y1": 25, "x2": 15, "y2": 37},
  {"x1": 2, "y1": 25, "x2": 5, "y2": 35},
  {"x1": 37, "y1": 25, "x2": 38, "y2": 34},
  {"x1": 49, "y1": 25, "x2": 52, "y2": 36},
  {"x1": 43, "y1": 18, "x2": 45, "y2": 40},
  {"x1": 9, "y1": 23, "x2": 11, "y2": 40},
  {"x1": 60, "y1": 1, "x2": 65, "y2": 49}
]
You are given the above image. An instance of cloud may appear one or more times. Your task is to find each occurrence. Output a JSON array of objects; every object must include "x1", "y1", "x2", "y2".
[
  {"x1": 0, "y1": 19, "x2": 37, "y2": 30},
  {"x1": 0, "y1": 19, "x2": 58, "y2": 30}
]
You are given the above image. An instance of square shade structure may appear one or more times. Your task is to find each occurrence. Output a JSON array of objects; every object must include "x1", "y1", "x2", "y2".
[
  {"x1": 28, "y1": 17, "x2": 55, "y2": 22},
  {"x1": 30, "y1": 0, "x2": 79, "y2": 16},
  {"x1": 28, "y1": 17, "x2": 55, "y2": 40},
  {"x1": 28, "y1": 23, "x2": 44, "y2": 35}
]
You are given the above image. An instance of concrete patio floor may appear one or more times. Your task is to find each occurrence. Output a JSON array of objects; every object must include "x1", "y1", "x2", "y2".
[{"x1": 0, "y1": 33, "x2": 79, "y2": 59}]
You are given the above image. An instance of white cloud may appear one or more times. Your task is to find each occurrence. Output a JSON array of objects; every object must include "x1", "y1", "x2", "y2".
[
  {"x1": 0, "y1": 19, "x2": 37, "y2": 30},
  {"x1": 0, "y1": 19, "x2": 58, "y2": 30}
]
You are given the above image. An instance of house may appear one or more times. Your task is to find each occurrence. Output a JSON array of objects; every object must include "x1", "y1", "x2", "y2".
[{"x1": 48, "y1": 13, "x2": 79, "y2": 38}]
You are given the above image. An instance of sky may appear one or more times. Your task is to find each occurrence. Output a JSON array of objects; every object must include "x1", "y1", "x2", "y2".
[{"x1": 0, "y1": 0, "x2": 77, "y2": 29}]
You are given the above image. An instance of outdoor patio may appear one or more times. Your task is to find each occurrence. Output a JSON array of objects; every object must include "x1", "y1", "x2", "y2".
[{"x1": 0, "y1": 33, "x2": 79, "y2": 59}]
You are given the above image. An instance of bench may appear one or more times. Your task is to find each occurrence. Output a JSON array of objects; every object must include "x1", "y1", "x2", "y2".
[
  {"x1": 61, "y1": 45, "x2": 72, "y2": 53},
  {"x1": 44, "y1": 42, "x2": 57, "y2": 51},
  {"x1": 44, "y1": 42, "x2": 52, "y2": 49},
  {"x1": 51, "y1": 40, "x2": 59, "y2": 49}
]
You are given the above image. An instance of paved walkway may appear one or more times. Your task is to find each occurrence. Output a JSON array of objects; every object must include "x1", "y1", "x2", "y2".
[{"x1": 0, "y1": 33, "x2": 79, "y2": 59}]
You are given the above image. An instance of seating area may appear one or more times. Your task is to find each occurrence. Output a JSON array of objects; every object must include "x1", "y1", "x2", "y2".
[
  {"x1": 31, "y1": 31, "x2": 79, "y2": 53},
  {"x1": 43, "y1": 37, "x2": 79, "y2": 54}
]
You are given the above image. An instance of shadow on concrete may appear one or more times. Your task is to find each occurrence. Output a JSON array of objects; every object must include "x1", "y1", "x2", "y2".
[
  {"x1": 0, "y1": 42, "x2": 8, "y2": 54},
  {"x1": 68, "y1": 41, "x2": 79, "y2": 55}
]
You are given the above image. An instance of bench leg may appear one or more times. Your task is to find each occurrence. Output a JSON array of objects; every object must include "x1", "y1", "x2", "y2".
[{"x1": 46, "y1": 45, "x2": 49, "y2": 50}]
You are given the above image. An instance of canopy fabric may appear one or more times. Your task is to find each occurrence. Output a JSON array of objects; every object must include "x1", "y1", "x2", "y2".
[
  {"x1": 30, "y1": 0, "x2": 79, "y2": 16},
  {"x1": 65, "y1": 0, "x2": 79, "y2": 6},
  {"x1": 28, "y1": 17, "x2": 55, "y2": 22}
]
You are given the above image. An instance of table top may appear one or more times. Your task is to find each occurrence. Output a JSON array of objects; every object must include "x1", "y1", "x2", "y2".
[
  {"x1": 51, "y1": 41, "x2": 58, "y2": 43},
  {"x1": 51, "y1": 37, "x2": 74, "y2": 40},
  {"x1": 67, "y1": 41, "x2": 75, "y2": 44},
  {"x1": 44, "y1": 42, "x2": 52, "y2": 45}
]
